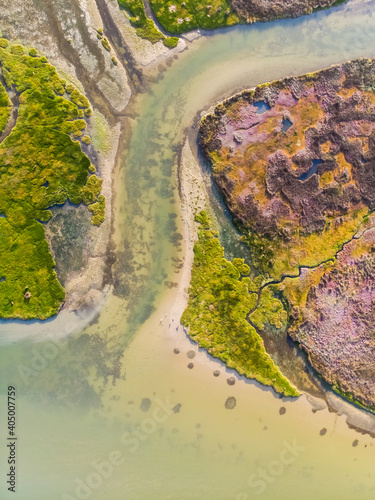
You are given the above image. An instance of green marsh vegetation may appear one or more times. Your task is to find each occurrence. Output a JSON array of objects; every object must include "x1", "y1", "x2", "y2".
[
  {"x1": 148, "y1": 0, "x2": 349, "y2": 35},
  {"x1": 149, "y1": 0, "x2": 239, "y2": 34},
  {"x1": 117, "y1": 0, "x2": 179, "y2": 47},
  {"x1": 118, "y1": 0, "x2": 348, "y2": 45},
  {"x1": 0, "y1": 41, "x2": 104, "y2": 319},
  {"x1": 181, "y1": 211, "x2": 299, "y2": 397},
  {"x1": 0, "y1": 76, "x2": 11, "y2": 134}
]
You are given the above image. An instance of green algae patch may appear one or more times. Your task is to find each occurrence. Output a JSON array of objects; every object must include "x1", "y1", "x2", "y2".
[
  {"x1": 0, "y1": 42, "x2": 104, "y2": 319},
  {"x1": 181, "y1": 211, "x2": 299, "y2": 397}
]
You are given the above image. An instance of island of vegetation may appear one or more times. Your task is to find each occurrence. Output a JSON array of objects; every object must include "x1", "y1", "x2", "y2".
[
  {"x1": 118, "y1": 0, "x2": 347, "y2": 44},
  {"x1": 0, "y1": 40, "x2": 104, "y2": 320},
  {"x1": 192, "y1": 58, "x2": 375, "y2": 406},
  {"x1": 181, "y1": 211, "x2": 299, "y2": 396}
]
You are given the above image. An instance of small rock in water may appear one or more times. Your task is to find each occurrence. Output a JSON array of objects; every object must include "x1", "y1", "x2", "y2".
[
  {"x1": 173, "y1": 348, "x2": 180, "y2": 354},
  {"x1": 225, "y1": 397, "x2": 236, "y2": 410},
  {"x1": 140, "y1": 398, "x2": 151, "y2": 412},
  {"x1": 187, "y1": 350, "x2": 196, "y2": 359},
  {"x1": 320, "y1": 428, "x2": 327, "y2": 436},
  {"x1": 173, "y1": 403, "x2": 182, "y2": 413},
  {"x1": 227, "y1": 376, "x2": 236, "y2": 386},
  {"x1": 187, "y1": 362, "x2": 194, "y2": 369},
  {"x1": 213, "y1": 370, "x2": 220, "y2": 377},
  {"x1": 279, "y1": 406, "x2": 286, "y2": 415},
  {"x1": 352, "y1": 439, "x2": 359, "y2": 447}
]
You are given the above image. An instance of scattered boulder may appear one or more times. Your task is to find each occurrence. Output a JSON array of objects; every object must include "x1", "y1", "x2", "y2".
[
  {"x1": 173, "y1": 403, "x2": 182, "y2": 413},
  {"x1": 225, "y1": 396, "x2": 237, "y2": 409},
  {"x1": 140, "y1": 398, "x2": 151, "y2": 412}
]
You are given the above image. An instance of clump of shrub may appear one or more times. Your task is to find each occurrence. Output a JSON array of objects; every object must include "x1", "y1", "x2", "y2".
[
  {"x1": 10, "y1": 44, "x2": 24, "y2": 55},
  {"x1": 88, "y1": 195, "x2": 105, "y2": 226},
  {"x1": 80, "y1": 174, "x2": 103, "y2": 204},
  {"x1": 65, "y1": 83, "x2": 75, "y2": 94},
  {"x1": 81, "y1": 135, "x2": 92, "y2": 145},
  {"x1": 101, "y1": 37, "x2": 111, "y2": 51},
  {"x1": 70, "y1": 89, "x2": 90, "y2": 108},
  {"x1": 163, "y1": 37, "x2": 179, "y2": 48}
]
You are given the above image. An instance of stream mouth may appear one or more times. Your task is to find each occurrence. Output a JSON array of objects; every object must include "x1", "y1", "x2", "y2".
[{"x1": 2, "y1": 0, "x2": 375, "y2": 498}]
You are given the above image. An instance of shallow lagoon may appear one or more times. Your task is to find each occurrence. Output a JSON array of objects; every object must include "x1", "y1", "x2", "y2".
[{"x1": 2, "y1": 0, "x2": 375, "y2": 498}]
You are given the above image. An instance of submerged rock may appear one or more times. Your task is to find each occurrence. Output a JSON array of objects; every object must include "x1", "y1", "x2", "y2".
[
  {"x1": 225, "y1": 397, "x2": 237, "y2": 410},
  {"x1": 140, "y1": 398, "x2": 151, "y2": 412},
  {"x1": 173, "y1": 403, "x2": 182, "y2": 413}
]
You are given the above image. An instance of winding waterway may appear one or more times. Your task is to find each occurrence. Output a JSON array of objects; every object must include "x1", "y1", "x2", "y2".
[{"x1": 2, "y1": 0, "x2": 375, "y2": 498}]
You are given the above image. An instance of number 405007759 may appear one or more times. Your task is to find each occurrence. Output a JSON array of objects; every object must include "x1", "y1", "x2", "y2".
[{"x1": 8, "y1": 386, "x2": 16, "y2": 435}]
